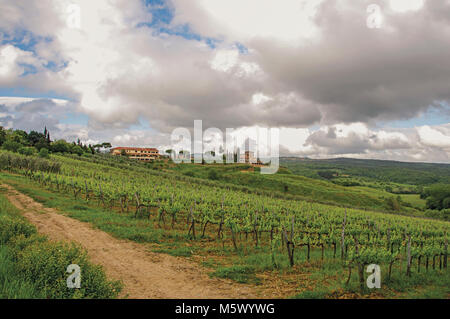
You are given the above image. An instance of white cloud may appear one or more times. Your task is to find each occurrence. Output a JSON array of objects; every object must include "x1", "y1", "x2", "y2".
[
  {"x1": 172, "y1": 0, "x2": 324, "y2": 43},
  {"x1": 389, "y1": 0, "x2": 425, "y2": 13},
  {"x1": 210, "y1": 50, "x2": 239, "y2": 72},
  {"x1": 252, "y1": 93, "x2": 272, "y2": 105},
  {"x1": 0, "y1": 45, "x2": 44, "y2": 79},
  {"x1": 418, "y1": 125, "x2": 450, "y2": 148}
]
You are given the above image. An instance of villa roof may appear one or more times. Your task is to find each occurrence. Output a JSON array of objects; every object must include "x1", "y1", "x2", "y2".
[{"x1": 112, "y1": 147, "x2": 159, "y2": 151}]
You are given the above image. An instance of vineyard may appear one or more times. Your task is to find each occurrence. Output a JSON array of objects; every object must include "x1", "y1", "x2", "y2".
[{"x1": 0, "y1": 151, "x2": 449, "y2": 296}]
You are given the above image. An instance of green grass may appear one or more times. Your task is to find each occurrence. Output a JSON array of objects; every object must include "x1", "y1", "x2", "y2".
[
  {"x1": 0, "y1": 246, "x2": 46, "y2": 299},
  {"x1": 152, "y1": 246, "x2": 195, "y2": 257},
  {"x1": 0, "y1": 191, "x2": 46, "y2": 298},
  {"x1": 281, "y1": 157, "x2": 450, "y2": 185},
  {"x1": 210, "y1": 265, "x2": 260, "y2": 284},
  {"x1": 292, "y1": 289, "x2": 331, "y2": 299},
  {"x1": 400, "y1": 194, "x2": 426, "y2": 210}
]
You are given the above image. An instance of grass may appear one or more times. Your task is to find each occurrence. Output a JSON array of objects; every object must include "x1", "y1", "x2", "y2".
[
  {"x1": 210, "y1": 265, "x2": 260, "y2": 284},
  {"x1": 152, "y1": 246, "x2": 195, "y2": 257},
  {"x1": 0, "y1": 190, "x2": 45, "y2": 299},
  {"x1": 399, "y1": 194, "x2": 426, "y2": 210},
  {"x1": 0, "y1": 245, "x2": 46, "y2": 299},
  {"x1": 292, "y1": 288, "x2": 331, "y2": 299}
]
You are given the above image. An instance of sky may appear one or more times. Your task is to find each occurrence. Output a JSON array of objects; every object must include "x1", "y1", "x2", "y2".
[{"x1": 0, "y1": 0, "x2": 450, "y2": 162}]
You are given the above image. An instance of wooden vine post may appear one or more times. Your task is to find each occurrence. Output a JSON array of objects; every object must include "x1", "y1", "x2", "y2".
[
  {"x1": 98, "y1": 184, "x2": 104, "y2": 207},
  {"x1": 84, "y1": 180, "x2": 89, "y2": 201},
  {"x1": 283, "y1": 217, "x2": 295, "y2": 267},
  {"x1": 187, "y1": 206, "x2": 196, "y2": 239},
  {"x1": 406, "y1": 235, "x2": 412, "y2": 277},
  {"x1": 341, "y1": 209, "x2": 347, "y2": 260},
  {"x1": 354, "y1": 236, "x2": 365, "y2": 291},
  {"x1": 445, "y1": 237, "x2": 448, "y2": 269}
]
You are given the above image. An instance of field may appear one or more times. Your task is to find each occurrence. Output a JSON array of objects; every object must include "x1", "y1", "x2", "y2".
[{"x1": 0, "y1": 151, "x2": 448, "y2": 299}]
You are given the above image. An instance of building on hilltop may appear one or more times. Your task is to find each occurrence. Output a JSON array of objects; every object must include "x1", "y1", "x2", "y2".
[
  {"x1": 239, "y1": 151, "x2": 256, "y2": 164},
  {"x1": 111, "y1": 147, "x2": 160, "y2": 161}
]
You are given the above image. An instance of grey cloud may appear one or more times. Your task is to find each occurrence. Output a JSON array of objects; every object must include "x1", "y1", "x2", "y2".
[
  {"x1": 306, "y1": 128, "x2": 371, "y2": 155},
  {"x1": 250, "y1": 0, "x2": 450, "y2": 125},
  {"x1": 15, "y1": 98, "x2": 58, "y2": 112},
  {"x1": 0, "y1": 99, "x2": 75, "y2": 133}
]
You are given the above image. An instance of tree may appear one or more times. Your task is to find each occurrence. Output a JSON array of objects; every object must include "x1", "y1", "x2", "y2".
[
  {"x1": 385, "y1": 197, "x2": 400, "y2": 211},
  {"x1": 71, "y1": 145, "x2": 84, "y2": 156},
  {"x1": 0, "y1": 127, "x2": 5, "y2": 146},
  {"x1": 2, "y1": 140, "x2": 22, "y2": 152},
  {"x1": 35, "y1": 137, "x2": 50, "y2": 151},
  {"x1": 18, "y1": 146, "x2": 36, "y2": 156},
  {"x1": 43, "y1": 127, "x2": 51, "y2": 143},
  {"x1": 38, "y1": 148, "x2": 50, "y2": 158},
  {"x1": 318, "y1": 171, "x2": 337, "y2": 180},
  {"x1": 443, "y1": 197, "x2": 450, "y2": 209},
  {"x1": 424, "y1": 184, "x2": 450, "y2": 210},
  {"x1": 51, "y1": 140, "x2": 70, "y2": 153},
  {"x1": 8, "y1": 130, "x2": 28, "y2": 145},
  {"x1": 27, "y1": 131, "x2": 45, "y2": 146}
]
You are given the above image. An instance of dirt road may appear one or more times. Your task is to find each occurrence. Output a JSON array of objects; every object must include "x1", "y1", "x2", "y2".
[{"x1": 2, "y1": 183, "x2": 260, "y2": 299}]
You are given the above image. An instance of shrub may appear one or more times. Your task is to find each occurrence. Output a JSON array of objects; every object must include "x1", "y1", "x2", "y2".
[
  {"x1": 0, "y1": 152, "x2": 61, "y2": 173},
  {"x1": 183, "y1": 170, "x2": 195, "y2": 177},
  {"x1": 0, "y1": 216, "x2": 37, "y2": 244},
  {"x1": 70, "y1": 145, "x2": 84, "y2": 156},
  {"x1": 16, "y1": 241, "x2": 122, "y2": 299},
  {"x1": 424, "y1": 209, "x2": 450, "y2": 221},
  {"x1": 208, "y1": 169, "x2": 219, "y2": 180},
  {"x1": 18, "y1": 146, "x2": 36, "y2": 156},
  {"x1": 443, "y1": 197, "x2": 450, "y2": 209},
  {"x1": 8, "y1": 233, "x2": 47, "y2": 253},
  {"x1": 38, "y1": 148, "x2": 50, "y2": 158},
  {"x1": 385, "y1": 197, "x2": 400, "y2": 211},
  {"x1": 2, "y1": 141, "x2": 22, "y2": 153},
  {"x1": 423, "y1": 184, "x2": 450, "y2": 210},
  {"x1": 50, "y1": 140, "x2": 71, "y2": 153}
]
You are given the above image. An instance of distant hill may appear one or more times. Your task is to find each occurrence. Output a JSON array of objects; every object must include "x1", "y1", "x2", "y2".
[{"x1": 280, "y1": 157, "x2": 450, "y2": 185}]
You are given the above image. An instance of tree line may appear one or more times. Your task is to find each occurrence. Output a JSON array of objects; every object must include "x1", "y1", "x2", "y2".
[{"x1": 0, "y1": 126, "x2": 111, "y2": 158}]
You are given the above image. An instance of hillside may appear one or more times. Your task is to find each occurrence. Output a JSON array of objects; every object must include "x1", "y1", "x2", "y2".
[
  {"x1": 0, "y1": 151, "x2": 448, "y2": 299},
  {"x1": 166, "y1": 162, "x2": 416, "y2": 214},
  {"x1": 280, "y1": 157, "x2": 450, "y2": 185}
]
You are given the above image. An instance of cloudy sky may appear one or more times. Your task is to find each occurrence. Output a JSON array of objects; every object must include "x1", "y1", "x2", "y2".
[{"x1": 0, "y1": 0, "x2": 449, "y2": 162}]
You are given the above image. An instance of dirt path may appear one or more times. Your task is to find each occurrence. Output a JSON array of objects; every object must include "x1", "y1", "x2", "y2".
[{"x1": 2, "y1": 183, "x2": 260, "y2": 299}]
